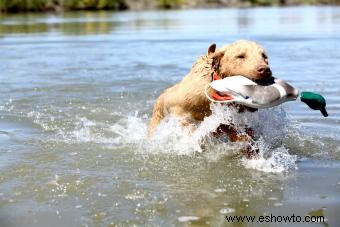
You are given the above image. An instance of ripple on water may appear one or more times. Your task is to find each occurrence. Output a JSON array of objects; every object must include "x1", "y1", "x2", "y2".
[{"x1": 178, "y1": 216, "x2": 200, "y2": 222}]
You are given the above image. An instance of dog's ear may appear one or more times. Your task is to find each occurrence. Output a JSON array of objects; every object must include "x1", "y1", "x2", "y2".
[
  {"x1": 208, "y1": 43, "x2": 224, "y2": 69},
  {"x1": 208, "y1": 43, "x2": 216, "y2": 55},
  {"x1": 210, "y1": 50, "x2": 224, "y2": 69}
]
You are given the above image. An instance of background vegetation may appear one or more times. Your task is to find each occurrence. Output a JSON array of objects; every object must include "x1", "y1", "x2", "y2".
[
  {"x1": 0, "y1": 0, "x2": 127, "y2": 12},
  {"x1": 0, "y1": 0, "x2": 339, "y2": 13}
]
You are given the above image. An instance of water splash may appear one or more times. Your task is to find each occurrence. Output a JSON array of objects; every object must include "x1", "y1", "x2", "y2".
[
  {"x1": 109, "y1": 103, "x2": 297, "y2": 172},
  {"x1": 110, "y1": 113, "x2": 148, "y2": 145},
  {"x1": 22, "y1": 101, "x2": 297, "y2": 172}
]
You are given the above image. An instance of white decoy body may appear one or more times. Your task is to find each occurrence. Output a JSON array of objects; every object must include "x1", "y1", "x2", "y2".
[{"x1": 205, "y1": 76, "x2": 299, "y2": 109}]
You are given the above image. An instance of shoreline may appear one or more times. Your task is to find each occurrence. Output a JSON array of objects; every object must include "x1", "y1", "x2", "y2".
[{"x1": 0, "y1": 0, "x2": 339, "y2": 14}]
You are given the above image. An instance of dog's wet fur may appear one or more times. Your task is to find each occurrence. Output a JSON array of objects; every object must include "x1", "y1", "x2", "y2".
[{"x1": 149, "y1": 40, "x2": 272, "y2": 158}]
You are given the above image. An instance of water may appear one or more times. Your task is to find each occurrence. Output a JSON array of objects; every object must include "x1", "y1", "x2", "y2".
[{"x1": 1, "y1": 6, "x2": 340, "y2": 226}]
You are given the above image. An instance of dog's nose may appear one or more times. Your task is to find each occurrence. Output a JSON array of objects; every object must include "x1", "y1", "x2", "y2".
[{"x1": 256, "y1": 65, "x2": 272, "y2": 77}]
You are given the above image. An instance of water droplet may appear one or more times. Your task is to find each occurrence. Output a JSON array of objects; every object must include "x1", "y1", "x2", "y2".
[
  {"x1": 178, "y1": 216, "x2": 200, "y2": 222},
  {"x1": 219, "y1": 208, "x2": 235, "y2": 214}
]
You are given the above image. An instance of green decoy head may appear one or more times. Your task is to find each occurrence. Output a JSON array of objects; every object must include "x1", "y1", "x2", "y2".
[{"x1": 300, "y1": 91, "x2": 328, "y2": 117}]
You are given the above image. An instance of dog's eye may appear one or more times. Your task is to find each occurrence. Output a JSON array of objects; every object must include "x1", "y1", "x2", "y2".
[
  {"x1": 262, "y1": 53, "x2": 268, "y2": 59},
  {"x1": 236, "y1": 54, "x2": 246, "y2": 59}
]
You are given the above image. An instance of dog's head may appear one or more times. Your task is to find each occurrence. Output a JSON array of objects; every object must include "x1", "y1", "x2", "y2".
[{"x1": 208, "y1": 40, "x2": 272, "y2": 81}]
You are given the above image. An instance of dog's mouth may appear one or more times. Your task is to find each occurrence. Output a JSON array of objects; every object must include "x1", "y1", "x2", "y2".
[{"x1": 254, "y1": 76, "x2": 275, "y2": 85}]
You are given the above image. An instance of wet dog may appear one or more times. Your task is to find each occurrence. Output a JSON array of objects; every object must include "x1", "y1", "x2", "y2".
[{"x1": 149, "y1": 40, "x2": 272, "y2": 157}]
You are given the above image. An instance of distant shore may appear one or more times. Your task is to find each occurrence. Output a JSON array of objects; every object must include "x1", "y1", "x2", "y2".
[{"x1": 0, "y1": 0, "x2": 339, "y2": 13}]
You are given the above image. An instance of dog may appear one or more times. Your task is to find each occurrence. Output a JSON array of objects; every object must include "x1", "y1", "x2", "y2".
[{"x1": 148, "y1": 40, "x2": 272, "y2": 157}]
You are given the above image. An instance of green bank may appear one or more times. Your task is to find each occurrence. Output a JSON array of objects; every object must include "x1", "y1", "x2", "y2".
[
  {"x1": 1, "y1": 0, "x2": 339, "y2": 13},
  {"x1": 0, "y1": 0, "x2": 127, "y2": 12}
]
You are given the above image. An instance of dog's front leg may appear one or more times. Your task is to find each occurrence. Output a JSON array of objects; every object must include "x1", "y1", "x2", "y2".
[{"x1": 214, "y1": 124, "x2": 258, "y2": 158}]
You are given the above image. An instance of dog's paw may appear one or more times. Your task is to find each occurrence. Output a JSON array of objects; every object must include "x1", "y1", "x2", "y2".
[{"x1": 241, "y1": 143, "x2": 259, "y2": 159}]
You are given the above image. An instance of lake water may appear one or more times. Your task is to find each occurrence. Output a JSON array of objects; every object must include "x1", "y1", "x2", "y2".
[{"x1": 1, "y1": 6, "x2": 340, "y2": 226}]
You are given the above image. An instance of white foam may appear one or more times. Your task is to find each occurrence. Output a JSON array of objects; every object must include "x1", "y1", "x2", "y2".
[
  {"x1": 242, "y1": 144, "x2": 297, "y2": 173},
  {"x1": 129, "y1": 104, "x2": 296, "y2": 172},
  {"x1": 109, "y1": 103, "x2": 297, "y2": 172},
  {"x1": 110, "y1": 114, "x2": 148, "y2": 144}
]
